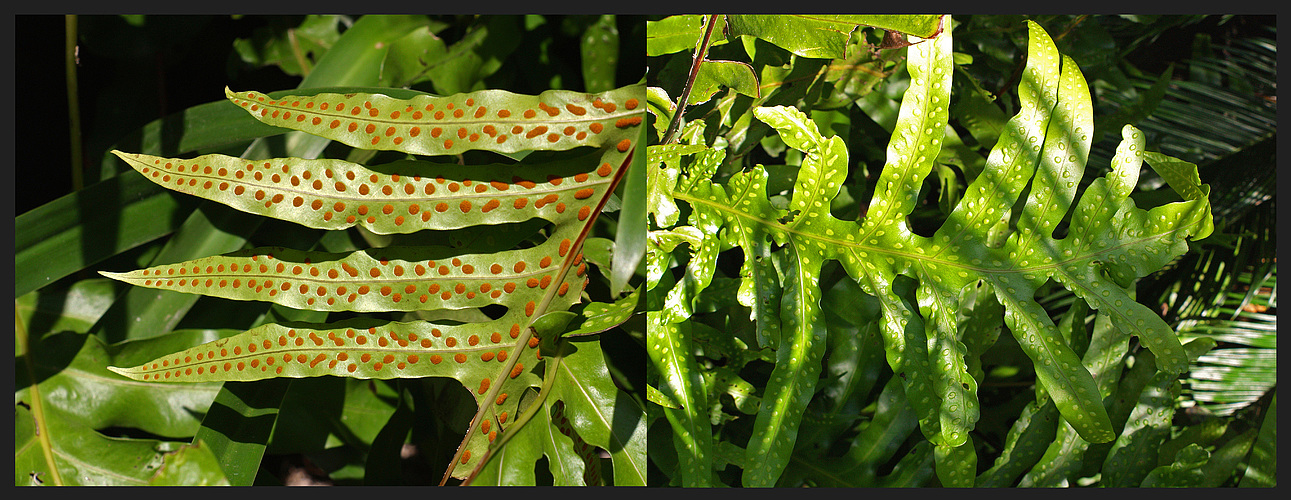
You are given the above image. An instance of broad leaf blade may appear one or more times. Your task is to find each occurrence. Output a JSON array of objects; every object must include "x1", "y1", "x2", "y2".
[{"x1": 646, "y1": 15, "x2": 727, "y2": 57}]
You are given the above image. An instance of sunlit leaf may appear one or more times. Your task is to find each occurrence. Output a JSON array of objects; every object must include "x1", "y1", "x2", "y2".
[
  {"x1": 686, "y1": 60, "x2": 760, "y2": 106},
  {"x1": 725, "y1": 15, "x2": 944, "y2": 60},
  {"x1": 648, "y1": 18, "x2": 1215, "y2": 487},
  {"x1": 225, "y1": 84, "x2": 643, "y2": 156},
  {"x1": 646, "y1": 15, "x2": 728, "y2": 57}
]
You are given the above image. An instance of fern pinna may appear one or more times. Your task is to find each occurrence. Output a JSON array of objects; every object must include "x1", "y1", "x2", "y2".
[
  {"x1": 104, "y1": 83, "x2": 647, "y2": 485},
  {"x1": 647, "y1": 20, "x2": 1214, "y2": 486}
]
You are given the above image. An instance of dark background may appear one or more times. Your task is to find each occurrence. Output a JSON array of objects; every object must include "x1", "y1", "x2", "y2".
[
  {"x1": 16, "y1": 14, "x2": 649, "y2": 215},
  {"x1": 18, "y1": 16, "x2": 293, "y2": 214}
]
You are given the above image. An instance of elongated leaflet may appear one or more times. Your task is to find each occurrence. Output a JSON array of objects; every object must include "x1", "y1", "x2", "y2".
[
  {"x1": 112, "y1": 150, "x2": 618, "y2": 235},
  {"x1": 100, "y1": 242, "x2": 588, "y2": 314},
  {"x1": 647, "y1": 313, "x2": 712, "y2": 487},
  {"x1": 106, "y1": 316, "x2": 544, "y2": 384},
  {"x1": 226, "y1": 85, "x2": 644, "y2": 156}
]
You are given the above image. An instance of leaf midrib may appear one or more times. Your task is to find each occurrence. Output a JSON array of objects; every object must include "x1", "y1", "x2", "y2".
[
  {"x1": 754, "y1": 240, "x2": 816, "y2": 460},
  {"x1": 121, "y1": 341, "x2": 525, "y2": 376},
  {"x1": 129, "y1": 168, "x2": 615, "y2": 202},
  {"x1": 52, "y1": 447, "x2": 149, "y2": 485},
  {"x1": 556, "y1": 357, "x2": 647, "y2": 482},
  {"x1": 673, "y1": 189, "x2": 1204, "y2": 276},
  {"x1": 453, "y1": 145, "x2": 635, "y2": 481},
  {"x1": 248, "y1": 97, "x2": 644, "y2": 127},
  {"x1": 38, "y1": 362, "x2": 223, "y2": 391},
  {"x1": 118, "y1": 262, "x2": 566, "y2": 285}
]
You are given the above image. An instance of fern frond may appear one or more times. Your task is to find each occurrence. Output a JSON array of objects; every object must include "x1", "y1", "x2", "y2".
[
  {"x1": 101, "y1": 83, "x2": 646, "y2": 485},
  {"x1": 650, "y1": 19, "x2": 1214, "y2": 486}
]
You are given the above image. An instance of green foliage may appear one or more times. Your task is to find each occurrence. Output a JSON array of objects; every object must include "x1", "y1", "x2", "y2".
[
  {"x1": 1240, "y1": 392, "x2": 1277, "y2": 487},
  {"x1": 16, "y1": 14, "x2": 645, "y2": 486},
  {"x1": 646, "y1": 14, "x2": 1265, "y2": 488},
  {"x1": 233, "y1": 15, "x2": 345, "y2": 77},
  {"x1": 104, "y1": 47, "x2": 644, "y2": 488}
]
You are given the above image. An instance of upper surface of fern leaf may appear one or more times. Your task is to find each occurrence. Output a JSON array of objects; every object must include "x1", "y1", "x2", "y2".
[{"x1": 653, "y1": 20, "x2": 1213, "y2": 483}]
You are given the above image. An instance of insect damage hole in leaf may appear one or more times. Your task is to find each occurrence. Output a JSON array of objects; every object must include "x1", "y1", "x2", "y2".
[{"x1": 102, "y1": 80, "x2": 647, "y2": 486}]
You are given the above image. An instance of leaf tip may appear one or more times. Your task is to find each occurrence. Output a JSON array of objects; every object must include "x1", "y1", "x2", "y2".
[
  {"x1": 99, "y1": 270, "x2": 129, "y2": 282},
  {"x1": 106, "y1": 365, "x2": 137, "y2": 379}
]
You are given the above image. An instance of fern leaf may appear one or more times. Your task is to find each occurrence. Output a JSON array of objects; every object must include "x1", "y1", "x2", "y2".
[
  {"x1": 647, "y1": 312, "x2": 712, "y2": 487},
  {"x1": 100, "y1": 242, "x2": 587, "y2": 314},
  {"x1": 102, "y1": 82, "x2": 644, "y2": 484},
  {"x1": 110, "y1": 149, "x2": 617, "y2": 235},
  {"x1": 724, "y1": 15, "x2": 944, "y2": 59},
  {"x1": 549, "y1": 339, "x2": 648, "y2": 485},
  {"x1": 976, "y1": 400, "x2": 1060, "y2": 487},
  {"x1": 1101, "y1": 338, "x2": 1216, "y2": 487},
  {"x1": 651, "y1": 19, "x2": 1214, "y2": 485},
  {"x1": 225, "y1": 85, "x2": 643, "y2": 155}
]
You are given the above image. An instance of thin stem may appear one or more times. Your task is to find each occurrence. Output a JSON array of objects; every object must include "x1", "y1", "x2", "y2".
[
  {"x1": 662, "y1": 14, "x2": 720, "y2": 144},
  {"x1": 65, "y1": 15, "x2": 83, "y2": 192},
  {"x1": 402, "y1": 23, "x2": 487, "y2": 89},
  {"x1": 17, "y1": 304, "x2": 65, "y2": 485},
  {"x1": 287, "y1": 28, "x2": 312, "y2": 77},
  {"x1": 1054, "y1": 15, "x2": 1088, "y2": 42},
  {"x1": 449, "y1": 146, "x2": 636, "y2": 485}
]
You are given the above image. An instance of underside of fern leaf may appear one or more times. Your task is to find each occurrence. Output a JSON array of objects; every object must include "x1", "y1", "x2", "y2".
[
  {"x1": 649, "y1": 20, "x2": 1213, "y2": 486},
  {"x1": 103, "y1": 83, "x2": 646, "y2": 485}
]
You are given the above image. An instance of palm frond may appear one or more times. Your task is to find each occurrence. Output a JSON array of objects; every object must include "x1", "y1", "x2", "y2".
[
  {"x1": 1094, "y1": 23, "x2": 1277, "y2": 418},
  {"x1": 1090, "y1": 25, "x2": 1275, "y2": 178}
]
